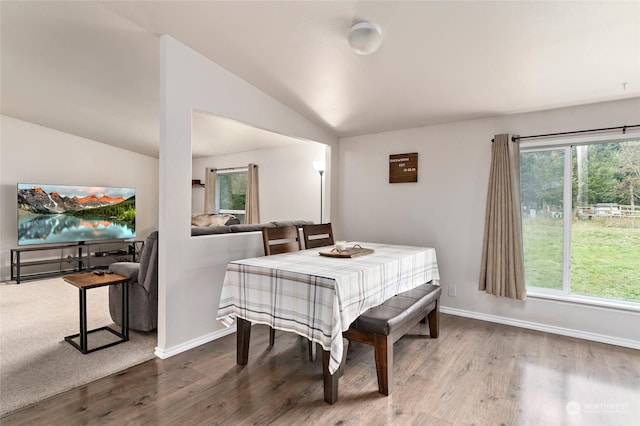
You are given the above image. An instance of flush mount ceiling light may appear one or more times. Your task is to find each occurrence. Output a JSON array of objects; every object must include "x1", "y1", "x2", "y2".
[{"x1": 348, "y1": 21, "x2": 382, "y2": 55}]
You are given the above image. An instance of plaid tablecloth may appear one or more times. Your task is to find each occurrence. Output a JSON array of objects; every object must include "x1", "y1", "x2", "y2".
[{"x1": 217, "y1": 243, "x2": 439, "y2": 374}]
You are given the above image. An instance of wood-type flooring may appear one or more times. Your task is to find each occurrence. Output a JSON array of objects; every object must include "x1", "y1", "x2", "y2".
[{"x1": 3, "y1": 314, "x2": 639, "y2": 425}]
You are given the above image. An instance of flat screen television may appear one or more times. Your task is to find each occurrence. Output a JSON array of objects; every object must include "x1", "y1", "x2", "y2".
[{"x1": 17, "y1": 183, "x2": 136, "y2": 246}]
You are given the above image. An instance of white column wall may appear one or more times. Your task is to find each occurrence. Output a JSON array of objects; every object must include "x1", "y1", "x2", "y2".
[
  {"x1": 158, "y1": 36, "x2": 338, "y2": 355},
  {"x1": 339, "y1": 98, "x2": 640, "y2": 348}
]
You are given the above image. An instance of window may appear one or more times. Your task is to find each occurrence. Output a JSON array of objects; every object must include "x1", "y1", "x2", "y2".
[
  {"x1": 520, "y1": 137, "x2": 640, "y2": 305},
  {"x1": 217, "y1": 169, "x2": 247, "y2": 223}
]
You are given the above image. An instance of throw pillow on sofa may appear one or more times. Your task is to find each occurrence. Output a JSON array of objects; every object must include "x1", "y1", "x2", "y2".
[{"x1": 191, "y1": 213, "x2": 239, "y2": 227}]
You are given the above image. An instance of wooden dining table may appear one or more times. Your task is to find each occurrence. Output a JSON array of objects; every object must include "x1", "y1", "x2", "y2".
[{"x1": 216, "y1": 242, "x2": 440, "y2": 403}]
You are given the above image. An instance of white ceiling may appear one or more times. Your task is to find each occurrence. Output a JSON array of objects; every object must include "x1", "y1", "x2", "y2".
[{"x1": 2, "y1": 1, "x2": 639, "y2": 158}]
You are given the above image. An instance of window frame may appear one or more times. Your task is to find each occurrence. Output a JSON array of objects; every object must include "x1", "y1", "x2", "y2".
[
  {"x1": 520, "y1": 132, "x2": 640, "y2": 312},
  {"x1": 216, "y1": 167, "x2": 248, "y2": 221}
]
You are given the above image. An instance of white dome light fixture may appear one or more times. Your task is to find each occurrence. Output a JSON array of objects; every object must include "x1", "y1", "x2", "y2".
[{"x1": 348, "y1": 21, "x2": 382, "y2": 55}]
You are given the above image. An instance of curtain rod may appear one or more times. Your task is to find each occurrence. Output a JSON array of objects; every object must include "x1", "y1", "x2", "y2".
[
  {"x1": 208, "y1": 166, "x2": 248, "y2": 172},
  {"x1": 491, "y1": 124, "x2": 640, "y2": 142}
]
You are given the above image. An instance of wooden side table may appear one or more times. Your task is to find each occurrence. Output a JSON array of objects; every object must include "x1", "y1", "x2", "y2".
[{"x1": 63, "y1": 272, "x2": 129, "y2": 354}]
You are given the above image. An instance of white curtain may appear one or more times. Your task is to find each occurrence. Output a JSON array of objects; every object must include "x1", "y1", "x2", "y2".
[
  {"x1": 245, "y1": 163, "x2": 260, "y2": 224},
  {"x1": 204, "y1": 168, "x2": 217, "y2": 214},
  {"x1": 478, "y1": 134, "x2": 526, "y2": 300}
]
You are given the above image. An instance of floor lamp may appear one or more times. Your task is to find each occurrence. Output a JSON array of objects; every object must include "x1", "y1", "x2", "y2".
[{"x1": 313, "y1": 161, "x2": 325, "y2": 224}]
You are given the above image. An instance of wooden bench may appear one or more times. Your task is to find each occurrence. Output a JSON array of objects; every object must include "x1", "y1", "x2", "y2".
[{"x1": 342, "y1": 282, "x2": 442, "y2": 395}]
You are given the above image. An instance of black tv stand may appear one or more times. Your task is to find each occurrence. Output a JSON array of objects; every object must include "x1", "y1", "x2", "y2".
[{"x1": 10, "y1": 240, "x2": 144, "y2": 284}]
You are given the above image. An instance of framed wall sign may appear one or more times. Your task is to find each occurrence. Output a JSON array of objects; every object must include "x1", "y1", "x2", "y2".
[{"x1": 389, "y1": 152, "x2": 418, "y2": 183}]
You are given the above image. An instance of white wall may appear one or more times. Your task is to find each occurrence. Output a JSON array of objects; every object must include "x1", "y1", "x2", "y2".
[
  {"x1": 0, "y1": 115, "x2": 159, "y2": 280},
  {"x1": 339, "y1": 98, "x2": 640, "y2": 348},
  {"x1": 157, "y1": 36, "x2": 338, "y2": 356},
  {"x1": 192, "y1": 143, "x2": 327, "y2": 222}
]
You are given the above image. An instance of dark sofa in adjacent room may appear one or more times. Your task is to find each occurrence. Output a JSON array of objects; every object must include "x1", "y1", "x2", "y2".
[{"x1": 190, "y1": 214, "x2": 313, "y2": 236}]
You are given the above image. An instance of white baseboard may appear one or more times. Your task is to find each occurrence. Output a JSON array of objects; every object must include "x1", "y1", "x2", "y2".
[
  {"x1": 154, "y1": 307, "x2": 639, "y2": 359},
  {"x1": 440, "y1": 306, "x2": 640, "y2": 351},
  {"x1": 154, "y1": 325, "x2": 237, "y2": 359}
]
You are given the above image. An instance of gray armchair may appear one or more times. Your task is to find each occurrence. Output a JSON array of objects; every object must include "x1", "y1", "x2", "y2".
[{"x1": 108, "y1": 231, "x2": 158, "y2": 332}]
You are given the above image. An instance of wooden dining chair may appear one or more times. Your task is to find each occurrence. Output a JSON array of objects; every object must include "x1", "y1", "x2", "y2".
[
  {"x1": 302, "y1": 223, "x2": 335, "y2": 249},
  {"x1": 261, "y1": 225, "x2": 316, "y2": 361},
  {"x1": 262, "y1": 225, "x2": 302, "y2": 255}
]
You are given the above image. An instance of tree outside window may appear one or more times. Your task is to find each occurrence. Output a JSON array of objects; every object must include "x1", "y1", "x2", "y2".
[{"x1": 218, "y1": 171, "x2": 247, "y2": 223}]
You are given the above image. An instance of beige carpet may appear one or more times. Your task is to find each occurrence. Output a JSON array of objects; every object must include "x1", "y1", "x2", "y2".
[{"x1": 0, "y1": 277, "x2": 157, "y2": 416}]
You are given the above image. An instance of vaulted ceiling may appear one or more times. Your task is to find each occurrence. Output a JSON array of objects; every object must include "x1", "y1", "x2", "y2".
[{"x1": 2, "y1": 1, "x2": 639, "y2": 158}]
